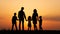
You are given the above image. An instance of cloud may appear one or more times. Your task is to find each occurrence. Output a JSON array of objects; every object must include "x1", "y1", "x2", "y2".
[{"x1": 43, "y1": 16, "x2": 60, "y2": 21}]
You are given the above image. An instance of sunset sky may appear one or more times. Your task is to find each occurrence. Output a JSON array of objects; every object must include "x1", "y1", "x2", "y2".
[{"x1": 0, "y1": 0, "x2": 60, "y2": 30}]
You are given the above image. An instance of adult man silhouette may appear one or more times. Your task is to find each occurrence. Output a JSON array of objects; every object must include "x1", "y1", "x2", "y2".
[
  {"x1": 32, "y1": 9, "x2": 38, "y2": 30},
  {"x1": 18, "y1": 7, "x2": 26, "y2": 30}
]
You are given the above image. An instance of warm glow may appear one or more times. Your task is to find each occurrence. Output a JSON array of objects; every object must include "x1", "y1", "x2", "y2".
[{"x1": 0, "y1": 0, "x2": 60, "y2": 30}]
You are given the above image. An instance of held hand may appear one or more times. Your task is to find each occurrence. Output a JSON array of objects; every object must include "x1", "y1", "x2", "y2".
[
  {"x1": 26, "y1": 19, "x2": 28, "y2": 21},
  {"x1": 17, "y1": 19, "x2": 19, "y2": 21}
]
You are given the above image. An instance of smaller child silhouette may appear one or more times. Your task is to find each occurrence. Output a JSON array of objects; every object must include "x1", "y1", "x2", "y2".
[
  {"x1": 39, "y1": 16, "x2": 43, "y2": 30},
  {"x1": 27, "y1": 16, "x2": 32, "y2": 30},
  {"x1": 12, "y1": 13, "x2": 18, "y2": 30}
]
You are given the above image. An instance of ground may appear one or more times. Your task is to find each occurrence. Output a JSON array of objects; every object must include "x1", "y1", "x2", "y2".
[{"x1": 0, "y1": 30, "x2": 60, "y2": 34}]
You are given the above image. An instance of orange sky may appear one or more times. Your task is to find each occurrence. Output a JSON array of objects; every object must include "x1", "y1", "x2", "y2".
[{"x1": 0, "y1": 0, "x2": 60, "y2": 30}]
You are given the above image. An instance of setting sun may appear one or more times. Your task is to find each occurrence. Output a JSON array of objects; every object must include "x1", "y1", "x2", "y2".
[{"x1": 0, "y1": 0, "x2": 60, "y2": 30}]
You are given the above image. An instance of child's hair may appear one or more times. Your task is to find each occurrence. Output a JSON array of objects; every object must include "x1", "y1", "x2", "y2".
[
  {"x1": 14, "y1": 13, "x2": 16, "y2": 16},
  {"x1": 28, "y1": 16, "x2": 31, "y2": 20},
  {"x1": 39, "y1": 16, "x2": 42, "y2": 19}
]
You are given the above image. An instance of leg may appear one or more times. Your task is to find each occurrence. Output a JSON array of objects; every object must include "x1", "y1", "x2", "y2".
[
  {"x1": 40, "y1": 24, "x2": 43, "y2": 30},
  {"x1": 30, "y1": 27, "x2": 31, "y2": 31},
  {"x1": 28, "y1": 27, "x2": 29, "y2": 30},
  {"x1": 22, "y1": 20, "x2": 24, "y2": 30},
  {"x1": 19, "y1": 20, "x2": 21, "y2": 30},
  {"x1": 15, "y1": 23, "x2": 17, "y2": 30},
  {"x1": 40, "y1": 23, "x2": 43, "y2": 30},
  {"x1": 34, "y1": 24, "x2": 37, "y2": 30},
  {"x1": 35, "y1": 24, "x2": 37, "y2": 30},
  {"x1": 12, "y1": 24, "x2": 14, "y2": 30},
  {"x1": 39, "y1": 23, "x2": 40, "y2": 30},
  {"x1": 40, "y1": 23, "x2": 42, "y2": 29},
  {"x1": 34, "y1": 24, "x2": 35, "y2": 30},
  {"x1": 33, "y1": 21, "x2": 35, "y2": 30},
  {"x1": 40, "y1": 24, "x2": 41, "y2": 29}
]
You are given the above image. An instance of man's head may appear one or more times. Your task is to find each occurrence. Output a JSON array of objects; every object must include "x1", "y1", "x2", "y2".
[
  {"x1": 33, "y1": 9, "x2": 37, "y2": 13},
  {"x1": 21, "y1": 7, "x2": 24, "y2": 10}
]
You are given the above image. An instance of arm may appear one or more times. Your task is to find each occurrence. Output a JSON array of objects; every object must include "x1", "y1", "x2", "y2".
[
  {"x1": 36, "y1": 13, "x2": 38, "y2": 20},
  {"x1": 24, "y1": 12, "x2": 26, "y2": 20},
  {"x1": 16, "y1": 17, "x2": 18, "y2": 20},
  {"x1": 18, "y1": 11, "x2": 20, "y2": 18},
  {"x1": 32, "y1": 14, "x2": 34, "y2": 21},
  {"x1": 36, "y1": 13, "x2": 38, "y2": 17}
]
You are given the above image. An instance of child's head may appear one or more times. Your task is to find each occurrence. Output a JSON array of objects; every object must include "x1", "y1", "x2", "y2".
[
  {"x1": 33, "y1": 9, "x2": 37, "y2": 13},
  {"x1": 39, "y1": 16, "x2": 42, "y2": 19},
  {"x1": 14, "y1": 13, "x2": 16, "y2": 16},
  {"x1": 28, "y1": 16, "x2": 31, "y2": 20}
]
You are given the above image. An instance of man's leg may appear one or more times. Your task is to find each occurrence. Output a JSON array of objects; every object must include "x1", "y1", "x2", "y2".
[
  {"x1": 28, "y1": 27, "x2": 29, "y2": 30},
  {"x1": 30, "y1": 27, "x2": 31, "y2": 31},
  {"x1": 22, "y1": 20, "x2": 24, "y2": 30},
  {"x1": 19, "y1": 20, "x2": 21, "y2": 30}
]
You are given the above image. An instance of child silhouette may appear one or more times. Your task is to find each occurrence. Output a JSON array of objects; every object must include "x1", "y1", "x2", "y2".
[
  {"x1": 12, "y1": 13, "x2": 18, "y2": 30},
  {"x1": 39, "y1": 16, "x2": 43, "y2": 30},
  {"x1": 27, "y1": 16, "x2": 32, "y2": 30}
]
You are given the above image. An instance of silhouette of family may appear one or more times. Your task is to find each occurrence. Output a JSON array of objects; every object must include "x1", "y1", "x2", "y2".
[{"x1": 12, "y1": 7, "x2": 43, "y2": 31}]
